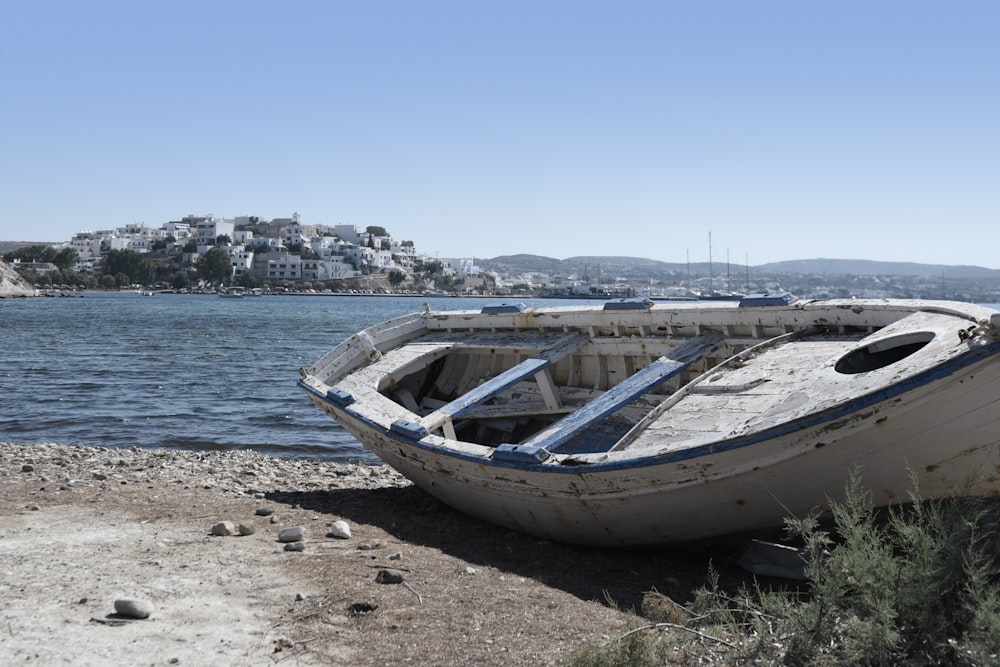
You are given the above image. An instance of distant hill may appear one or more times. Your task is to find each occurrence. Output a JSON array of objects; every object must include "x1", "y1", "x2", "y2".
[
  {"x1": 480, "y1": 255, "x2": 1000, "y2": 279},
  {"x1": 756, "y1": 259, "x2": 1000, "y2": 279},
  {"x1": 480, "y1": 254, "x2": 690, "y2": 277}
]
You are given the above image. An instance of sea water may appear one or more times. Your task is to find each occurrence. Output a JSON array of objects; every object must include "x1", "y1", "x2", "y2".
[{"x1": 0, "y1": 293, "x2": 578, "y2": 462}]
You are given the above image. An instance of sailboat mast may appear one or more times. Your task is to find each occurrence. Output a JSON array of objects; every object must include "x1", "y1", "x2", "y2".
[{"x1": 708, "y1": 232, "x2": 714, "y2": 293}]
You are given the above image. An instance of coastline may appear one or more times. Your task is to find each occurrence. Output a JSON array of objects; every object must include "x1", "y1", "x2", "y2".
[{"x1": 1, "y1": 441, "x2": 745, "y2": 665}]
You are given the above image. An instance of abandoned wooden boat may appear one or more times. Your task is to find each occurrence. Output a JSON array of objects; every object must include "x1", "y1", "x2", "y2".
[{"x1": 299, "y1": 295, "x2": 1000, "y2": 545}]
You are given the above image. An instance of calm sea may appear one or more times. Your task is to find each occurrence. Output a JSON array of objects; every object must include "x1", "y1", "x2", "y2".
[{"x1": 0, "y1": 293, "x2": 580, "y2": 463}]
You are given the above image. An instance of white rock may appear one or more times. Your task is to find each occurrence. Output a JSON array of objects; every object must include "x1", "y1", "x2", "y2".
[
  {"x1": 329, "y1": 520, "x2": 351, "y2": 539},
  {"x1": 114, "y1": 598, "x2": 153, "y2": 619},
  {"x1": 278, "y1": 525, "x2": 306, "y2": 542},
  {"x1": 210, "y1": 521, "x2": 237, "y2": 536}
]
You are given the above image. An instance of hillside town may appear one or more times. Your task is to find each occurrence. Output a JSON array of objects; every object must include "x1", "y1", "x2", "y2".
[
  {"x1": 2, "y1": 213, "x2": 495, "y2": 295},
  {"x1": 4, "y1": 212, "x2": 1000, "y2": 303}
]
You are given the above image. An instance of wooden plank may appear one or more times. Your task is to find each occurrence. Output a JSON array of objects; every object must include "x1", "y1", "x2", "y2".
[
  {"x1": 436, "y1": 357, "x2": 551, "y2": 419},
  {"x1": 518, "y1": 332, "x2": 725, "y2": 453},
  {"x1": 350, "y1": 342, "x2": 456, "y2": 390},
  {"x1": 421, "y1": 332, "x2": 587, "y2": 432}
]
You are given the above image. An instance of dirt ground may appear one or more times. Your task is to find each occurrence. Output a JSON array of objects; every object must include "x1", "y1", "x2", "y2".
[{"x1": 0, "y1": 442, "x2": 759, "y2": 666}]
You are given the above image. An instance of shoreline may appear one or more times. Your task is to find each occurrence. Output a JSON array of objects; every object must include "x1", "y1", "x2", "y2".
[
  {"x1": 7, "y1": 432, "x2": 1000, "y2": 664},
  {"x1": 3, "y1": 441, "x2": 740, "y2": 665}
]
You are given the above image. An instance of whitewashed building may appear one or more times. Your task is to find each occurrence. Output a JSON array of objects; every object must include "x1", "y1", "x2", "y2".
[{"x1": 265, "y1": 253, "x2": 303, "y2": 280}]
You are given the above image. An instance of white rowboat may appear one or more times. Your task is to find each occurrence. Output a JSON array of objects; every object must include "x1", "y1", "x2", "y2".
[{"x1": 299, "y1": 295, "x2": 1000, "y2": 545}]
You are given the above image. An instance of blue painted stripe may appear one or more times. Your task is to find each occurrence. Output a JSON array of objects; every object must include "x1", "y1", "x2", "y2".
[
  {"x1": 436, "y1": 357, "x2": 551, "y2": 419},
  {"x1": 528, "y1": 356, "x2": 686, "y2": 452}
]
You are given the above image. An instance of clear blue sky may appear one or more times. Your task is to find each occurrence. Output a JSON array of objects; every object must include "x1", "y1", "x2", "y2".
[{"x1": 2, "y1": 1, "x2": 998, "y2": 267}]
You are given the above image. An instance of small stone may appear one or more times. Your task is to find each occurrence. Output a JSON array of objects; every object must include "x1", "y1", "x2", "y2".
[
  {"x1": 358, "y1": 543, "x2": 373, "y2": 551},
  {"x1": 375, "y1": 568, "x2": 405, "y2": 584},
  {"x1": 210, "y1": 521, "x2": 237, "y2": 536},
  {"x1": 294, "y1": 593, "x2": 306, "y2": 602},
  {"x1": 238, "y1": 522, "x2": 256, "y2": 536},
  {"x1": 347, "y1": 601, "x2": 377, "y2": 617},
  {"x1": 93, "y1": 472, "x2": 108, "y2": 481},
  {"x1": 464, "y1": 566, "x2": 477, "y2": 575},
  {"x1": 278, "y1": 526, "x2": 306, "y2": 542},
  {"x1": 114, "y1": 598, "x2": 153, "y2": 619},
  {"x1": 255, "y1": 506, "x2": 274, "y2": 516},
  {"x1": 329, "y1": 520, "x2": 351, "y2": 539},
  {"x1": 270, "y1": 515, "x2": 279, "y2": 524},
  {"x1": 21, "y1": 464, "x2": 35, "y2": 473},
  {"x1": 388, "y1": 552, "x2": 402, "y2": 561},
  {"x1": 284, "y1": 541, "x2": 305, "y2": 552}
]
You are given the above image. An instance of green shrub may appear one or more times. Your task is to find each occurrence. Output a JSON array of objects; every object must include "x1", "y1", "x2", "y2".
[{"x1": 562, "y1": 470, "x2": 1000, "y2": 667}]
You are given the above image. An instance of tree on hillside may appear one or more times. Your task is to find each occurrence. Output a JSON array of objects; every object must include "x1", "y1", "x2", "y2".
[
  {"x1": 151, "y1": 235, "x2": 176, "y2": 252},
  {"x1": 388, "y1": 269, "x2": 406, "y2": 286},
  {"x1": 195, "y1": 247, "x2": 233, "y2": 284},
  {"x1": 52, "y1": 247, "x2": 79, "y2": 271},
  {"x1": 366, "y1": 226, "x2": 389, "y2": 237},
  {"x1": 414, "y1": 260, "x2": 443, "y2": 276},
  {"x1": 101, "y1": 249, "x2": 156, "y2": 285},
  {"x1": 4, "y1": 244, "x2": 60, "y2": 265}
]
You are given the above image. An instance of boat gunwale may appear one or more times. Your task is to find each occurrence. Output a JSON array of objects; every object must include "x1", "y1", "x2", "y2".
[{"x1": 300, "y1": 336, "x2": 1000, "y2": 475}]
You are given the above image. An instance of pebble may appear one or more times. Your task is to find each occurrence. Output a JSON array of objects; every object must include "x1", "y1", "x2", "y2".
[
  {"x1": 270, "y1": 515, "x2": 279, "y2": 524},
  {"x1": 284, "y1": 541, "x2": 305, "y2": 552},
  {"x1": 210, "y1": 521, "x2": 237, "y2": 536},
  {"x1": 255, "y1": 506, "x2": 274, "y2": 516},
  {"x1": 114, "y1": 598, "x2": 154, "y2": 619},
  {"x1": 1, "y1": 443, "x2": 410, "y2": 495},
  {"x1": 329, "y1": 520, "x2": 351, "y2": 539},
  {"x1": 278, "y1": 526, "x2": 306, "y2": 542},
  {"x1": 238, "y1": 522, "x2": 256, "y2": 536}
]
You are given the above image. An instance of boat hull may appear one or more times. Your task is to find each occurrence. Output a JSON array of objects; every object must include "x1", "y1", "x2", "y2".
[
  {"x1": 301, "y1": 298, "x2": 1000, "y2": 545},
  {"x1": 307, "y1": 351, "x2": 1000, "y2": 545}
]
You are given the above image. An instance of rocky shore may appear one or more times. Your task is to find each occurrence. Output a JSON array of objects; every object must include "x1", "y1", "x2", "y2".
[
  {"x1": 0, "y1": 259, "x2": 37, "y2": 297},
  {"x1": 2, "y1": 441, "x2": 746, "y2": 666}
]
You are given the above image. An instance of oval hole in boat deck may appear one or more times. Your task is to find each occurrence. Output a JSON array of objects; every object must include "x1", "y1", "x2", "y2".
[{"x1": 834, "y1": 332, "x2": 935, "y2": 374}]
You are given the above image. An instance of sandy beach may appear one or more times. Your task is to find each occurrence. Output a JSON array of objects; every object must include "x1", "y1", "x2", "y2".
[{"x1": 0, "y1": 442, "x2": 753, "y2": 666}]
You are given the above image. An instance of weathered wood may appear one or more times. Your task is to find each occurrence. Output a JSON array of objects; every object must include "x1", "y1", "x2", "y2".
[
  {"x1": 421, "y1": 333, "x2": 587, "y2": 433},
  {"x1": 519, "y1": 332, "x2": 725, "y2": 452}
]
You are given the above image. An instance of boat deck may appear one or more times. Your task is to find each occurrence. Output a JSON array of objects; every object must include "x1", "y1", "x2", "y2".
[
  {"x1": 619, "y1": 310, "x2": 969, "y2": 454},
  {"x1": 623, "y1": 335, "x2": 867, "y2": 452}
]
